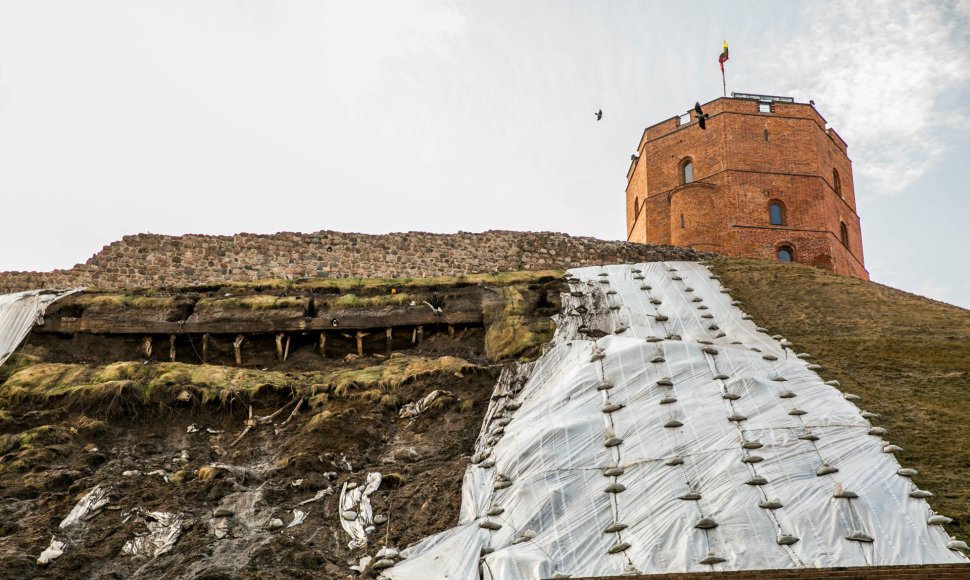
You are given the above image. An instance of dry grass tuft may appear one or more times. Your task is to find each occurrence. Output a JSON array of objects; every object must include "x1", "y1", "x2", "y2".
[
  {"x1": 458, "y1": 399, "x2": 477, "y2": 413},
  {"x1": 302, "y1": 410, "x2": 334, "y2": 433},
  {"x1": 196, "y1": 466, "x2": 220, "y2": 481}
]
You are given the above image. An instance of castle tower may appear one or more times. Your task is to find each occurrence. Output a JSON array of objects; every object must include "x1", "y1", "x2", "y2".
[{"x1": 626, "y1": 93, "x2": 867, "y2": 279}]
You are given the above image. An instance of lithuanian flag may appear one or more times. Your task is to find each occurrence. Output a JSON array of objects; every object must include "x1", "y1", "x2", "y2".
[{"x1": 718, "y1": 41, "x2": 729, "y2": 72}]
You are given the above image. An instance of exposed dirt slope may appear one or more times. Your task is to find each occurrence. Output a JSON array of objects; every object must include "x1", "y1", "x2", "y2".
[
  {"x1": 0, "y1": 274, "x2": 563, "y2": 579},
  {"x1": 711, "y1": 257, "x2": 970, "y2": 545}
]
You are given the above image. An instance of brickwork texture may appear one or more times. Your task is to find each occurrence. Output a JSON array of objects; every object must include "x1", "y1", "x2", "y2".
[
  {"x1": 626, "y1": 96, "x2": 868, "y2": 280},
  {"x1": 0, "y1": 230, "x2": 714, "y2": 292}
]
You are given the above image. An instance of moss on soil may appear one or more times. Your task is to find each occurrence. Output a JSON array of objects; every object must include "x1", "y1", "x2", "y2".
[
  {"x1": 483, "y1": 285, "x2": 556, "y2": 362},
  {"x1": 0, "y1": 354, "x2": 481, "y2": 414}
]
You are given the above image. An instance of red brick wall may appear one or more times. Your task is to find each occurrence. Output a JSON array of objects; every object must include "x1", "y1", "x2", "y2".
[
  {"x1": 626, "y1": 97, "x2": 867, "y2": 280},
  {"x1": 564, "y1": 563, "x2": 970, "y2": 580}
]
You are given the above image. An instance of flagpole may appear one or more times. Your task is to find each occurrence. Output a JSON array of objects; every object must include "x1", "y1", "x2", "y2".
[{"x1": 722, "y1": 68, "x2": 726, "y2": 97}]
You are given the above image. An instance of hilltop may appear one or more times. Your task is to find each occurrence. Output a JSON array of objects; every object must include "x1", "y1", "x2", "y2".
[{"x1": 0, "y1": 256, "x2": 967, "y2": 578}]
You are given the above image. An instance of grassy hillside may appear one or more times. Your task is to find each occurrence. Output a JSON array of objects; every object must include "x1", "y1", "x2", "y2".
[{"x1": 712, "y1": 257, "x2": 970, "y2": 544}]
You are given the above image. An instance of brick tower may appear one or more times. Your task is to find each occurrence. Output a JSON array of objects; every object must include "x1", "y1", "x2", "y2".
[{"x1": 625, "y1": 93, "x2": 867, "y2": 279}]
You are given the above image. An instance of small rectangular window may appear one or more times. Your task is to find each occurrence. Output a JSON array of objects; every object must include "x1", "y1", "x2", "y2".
[
  {"x1": 758, "y1": 102, "x2": 771, "y2": 113},
  {"x1": 764, "y1": 129, "x2": 769, "y2": 141},
  {"x1": 680, "y1": 213, "x2": 685, "y2": 228}
]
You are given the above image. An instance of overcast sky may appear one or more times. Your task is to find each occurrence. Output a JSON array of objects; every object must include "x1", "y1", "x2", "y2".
[{"x1": 1, "y1": 1, "x2": 968, "y2": 307}]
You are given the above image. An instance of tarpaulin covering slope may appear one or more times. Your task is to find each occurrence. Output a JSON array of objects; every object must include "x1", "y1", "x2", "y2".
[
  {"x1": 384, "y1": 262, "x2": 967, "y2": 579},
  {"x1": 0, "y1": 289, "x2": 81, "y2": 369}
]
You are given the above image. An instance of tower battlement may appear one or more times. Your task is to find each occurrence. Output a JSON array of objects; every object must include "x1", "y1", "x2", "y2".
[{"x1": 626, "y1": 94, "x2": 867, "y2": 279}]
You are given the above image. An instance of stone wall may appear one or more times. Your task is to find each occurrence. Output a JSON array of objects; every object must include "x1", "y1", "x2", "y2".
[{"x1": 0, "y1": 230, "x2": 714, "y2": 292}]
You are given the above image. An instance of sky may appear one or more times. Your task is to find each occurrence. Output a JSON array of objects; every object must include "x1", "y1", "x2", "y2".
[{"x1": 1, "y1": 1, "x2": 969, "y2": 307}]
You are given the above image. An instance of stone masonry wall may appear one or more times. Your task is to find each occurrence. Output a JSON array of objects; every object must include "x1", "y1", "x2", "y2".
[{"x1": 0, "y1": 230, "x2": 715, "y2": 292}]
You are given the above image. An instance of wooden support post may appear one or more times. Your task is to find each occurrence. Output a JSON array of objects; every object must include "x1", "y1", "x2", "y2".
[
  {"x1": 169, "y1": 335, "x2": 176, "y2": 362},
  {"x1": 202, "y1": 333, "x2": 209, "y2": 364},
  {"x1": 386, "y1": 328, "x2": 393, "y2": 355},
  {"x1": 275, "y1": 333, "x2": 284, "y2": 361},
  {"x1": 448, "y1": 325, "x2": 455, "y2": 339},
  {"x1": 283, "y1": 336, "x2": 291, "y2": 362},
  {"x1": 417, "y1": 325, "x2": 423, "y2": 346},
  {"x1": 141, "y1": 336, "x2": 153, "y2": 359},
  {"x1": 411, "y1": 327, "x2": 417, "y2": 344},
  {"x1": 234, "y1": 335, "x2": 244, "y2": 366},
  {"x1": 319, "y1": 332, "x2": 327, "y2": 358}
]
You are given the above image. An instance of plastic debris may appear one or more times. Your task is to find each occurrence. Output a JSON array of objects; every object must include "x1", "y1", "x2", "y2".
[
  {"x1": 288, "y1": 510, "x2": 307, "y2": 528},
  {"x1": 37, "y1": 536, "x2": 65, "y2": 566},
  {"x1": 399, "y1": 390, "x2": 454, "y2": 419},
  {"x1": 266, "y1": 518, "x2": 284, "y2": 530},
  {"x1": 60, "y1": 485, "x2": 111, "y2": 528},
  {"x1": 121, "y1": 510, "x2": 184, "y2": 557},
  {"x1": 339, "y1": 472, "x2": 382, "y2": 549}
]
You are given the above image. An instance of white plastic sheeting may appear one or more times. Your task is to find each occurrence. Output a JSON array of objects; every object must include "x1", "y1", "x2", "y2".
[
  {"x1": 340, "y1": 472, "x2": 382, "y2": 549},
  {"x1": 0, "y1": 288, "x2": 82, "y2": 369},
  {"x1": 385, "y1": 262, "x2": 968, "y2": 579}
]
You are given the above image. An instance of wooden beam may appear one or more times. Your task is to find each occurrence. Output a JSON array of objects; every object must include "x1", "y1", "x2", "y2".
[{"x1": 234, "y1": 334, "x2": 244, "y2": 366}]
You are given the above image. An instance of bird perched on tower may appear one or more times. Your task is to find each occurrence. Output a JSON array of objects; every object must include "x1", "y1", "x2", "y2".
[{"x1": 694, "y1": 102, "x2": 709, "y2": 130}]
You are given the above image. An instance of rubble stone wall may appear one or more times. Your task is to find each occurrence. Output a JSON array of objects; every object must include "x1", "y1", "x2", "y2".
[{"x1": 0, "y1": 230, "x2": 715, "y2": 292}]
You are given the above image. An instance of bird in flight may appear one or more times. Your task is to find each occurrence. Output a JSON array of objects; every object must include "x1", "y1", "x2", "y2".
[
  {"x1": 595, "y1": 109, "x2": 603, "y2": 121},
  {"x1": 694, "y1": 102, "x2": 709, "y2": 130}
]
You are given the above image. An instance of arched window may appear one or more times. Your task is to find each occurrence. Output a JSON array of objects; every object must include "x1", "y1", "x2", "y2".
[
  {"x1": 769, "y1": 201, "x2": 784, "y2": 225},
  {"x1": 681, "y1": 159, "x2": 693, "y2": 184},
  {"x1": 833, "y1": 169, "x2": 842, "y2": 197},
  {"x1": 777, "y1": 245, "x2": 794, "y2": 263},
  {"x1": 840, "y1": 222, "x2": 849, "y2": 247}
]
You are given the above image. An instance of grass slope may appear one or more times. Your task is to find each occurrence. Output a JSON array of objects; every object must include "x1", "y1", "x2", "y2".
[{"x1": 712, "y1": 257, "x2": 970, "y2": 545}]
